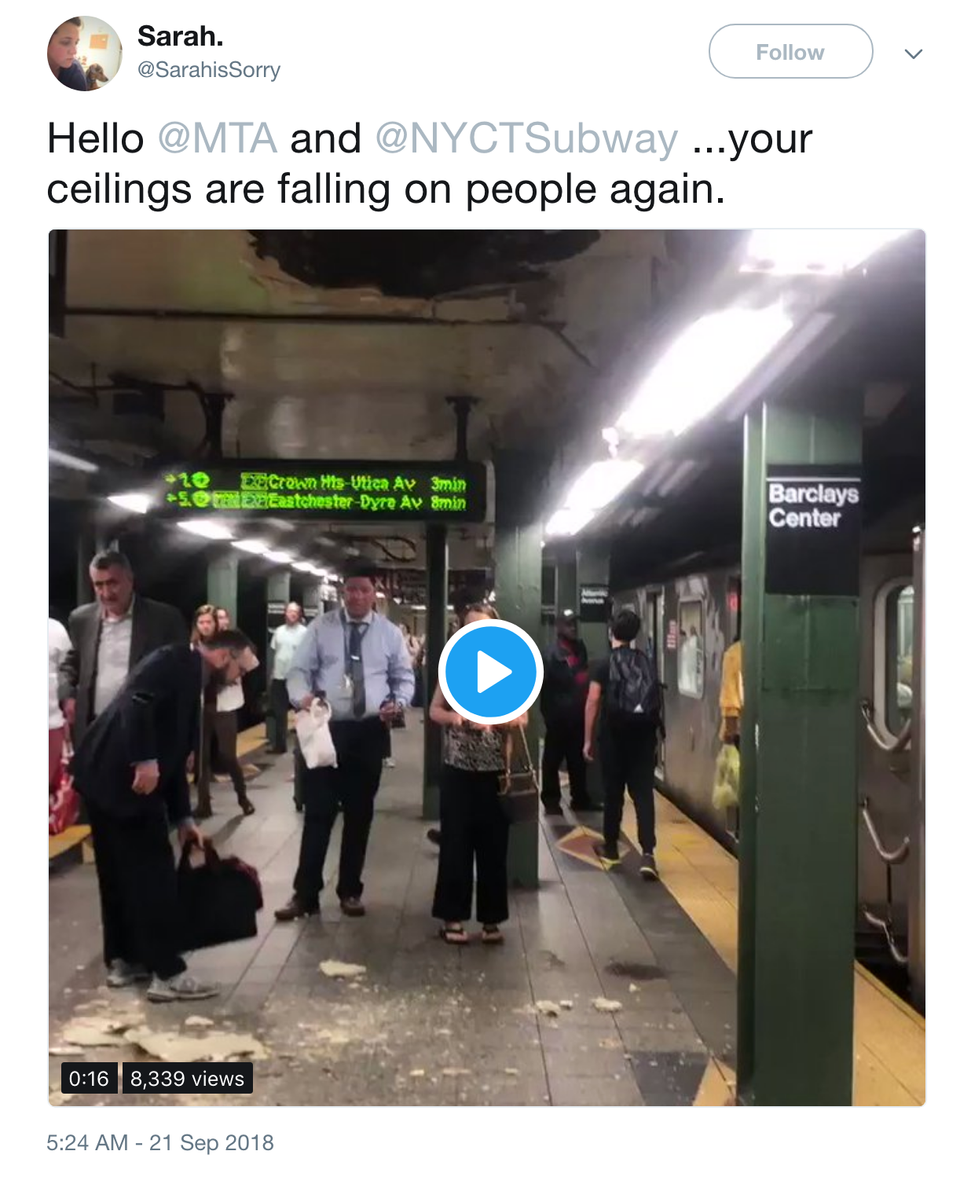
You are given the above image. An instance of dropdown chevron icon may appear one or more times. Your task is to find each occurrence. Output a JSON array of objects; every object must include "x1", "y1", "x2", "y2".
[{"x1": 905, "y1": 49, "x2": 922, "y2": 59}]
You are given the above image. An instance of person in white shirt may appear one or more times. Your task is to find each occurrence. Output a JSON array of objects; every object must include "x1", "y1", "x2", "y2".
[
  {"x1": 191, "y1": 605, "x2": 259, "y2": 819},
  {"x1": 49, "y1": 618, "x2": 72, "y2": 789},
  {"x1": 269, "y1": 602, "x2": 307, "y2": 753}
]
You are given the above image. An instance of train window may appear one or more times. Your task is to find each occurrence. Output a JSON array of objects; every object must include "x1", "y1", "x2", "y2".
[
  {"x1": 677, "y1": 597, "x2": 705, "y2": 698},
  {"x1": 885, "y1": 585, "x2": 914, "y2": 732}
]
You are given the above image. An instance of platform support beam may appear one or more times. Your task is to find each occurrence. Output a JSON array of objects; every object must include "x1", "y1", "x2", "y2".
[
  {"x1": 737, "y1": 401, "x2": 861, "y2": 1106},
  {"x1": 556, "y1": 557, "x2": 578, "y2": 618},
  {"x1": 576, "y1": 543, "x2": 610, "y2": 809},
  {"x1": 422, "y1": 524, "x2": 448, "y2": 820},
  {"x1": 495, "y1": 451, "x2": 547, "y2": 888},
  {"x1": 207, "y1": 551, "x2": 239, "y2": 626},
  {"x1": 267, "y1": 570, "x2": 291, "y2": 609}
]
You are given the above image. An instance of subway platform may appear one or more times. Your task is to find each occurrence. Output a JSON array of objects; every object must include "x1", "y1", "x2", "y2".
[{"x1": 48, "y1": 718, "x2": 923, "y2": 1107}]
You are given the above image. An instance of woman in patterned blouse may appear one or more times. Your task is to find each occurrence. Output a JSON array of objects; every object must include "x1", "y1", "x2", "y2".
[{"x1": 429, "y1": 603, "x2": 528, "y2": 944}]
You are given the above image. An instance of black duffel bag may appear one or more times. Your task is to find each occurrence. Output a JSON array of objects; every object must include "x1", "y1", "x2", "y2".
[{"x1": 177, "y1": 844, "x2": 263, "y2": 952}]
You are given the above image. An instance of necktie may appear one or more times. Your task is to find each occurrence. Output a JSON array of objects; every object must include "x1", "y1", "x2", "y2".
[{"x1": 349, "y1": 623, "x2": 366, "y2": 717}]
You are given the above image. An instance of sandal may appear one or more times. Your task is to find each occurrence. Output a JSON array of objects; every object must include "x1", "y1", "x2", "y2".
[
  {"x1": 481, "y1": 925, "x2": 504, "y2": 945},
  {"x1": 440, "y1": 923, "x2": 469, "y2": 945}
]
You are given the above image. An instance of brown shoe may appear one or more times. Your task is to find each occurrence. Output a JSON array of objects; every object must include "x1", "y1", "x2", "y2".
[
  {"x1": 274, "y1": 895, "x2": 319, "y2": 921},
  {"x1": 340, "y1": 897, "x2": 366, "y2": 917}
]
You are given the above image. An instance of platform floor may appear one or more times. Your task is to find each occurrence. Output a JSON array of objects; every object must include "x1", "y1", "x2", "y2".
[{"x1": 48, "y1": 717, "x2": 923, "y2": 1106}]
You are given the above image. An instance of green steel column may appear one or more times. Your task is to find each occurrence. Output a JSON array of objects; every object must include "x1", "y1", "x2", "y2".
[
  {"x1": 495, "y1": 452, "x2": 546, "y2": 888},
  {"x1": 207, "y1": 551, "x2": 239, "y2": 622},
  {"x1": 556, "y1": 557, "x2": 578, "y2": 617},
  {"x1": 738, "y1": 401, "x2": 861, "y2": 1106},
  {"x1": 422, "y1": 524, "x2": 448, "y2": 820},
  {"x1": 268, "y1": 570, "x2": 291, "y2": 608},
  {"x1": 736, "y1": 408, "x2": 763, "y2": 1097},
  {"x1": 577, "y1": 544, "x2": 610, "y2": 808}
]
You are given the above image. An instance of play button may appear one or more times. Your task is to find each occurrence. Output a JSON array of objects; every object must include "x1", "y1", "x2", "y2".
[
  {"x1": 477, "y1": 650, "x2": 511, "y2": 693},
  {"x1": 439, "y1": 619, "x2": 544, "y2": 724}
]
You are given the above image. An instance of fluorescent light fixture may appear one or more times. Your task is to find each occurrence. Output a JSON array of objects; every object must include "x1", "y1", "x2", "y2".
[
  {"x1": 376, "y1": 591, "x2": 386, "y2": 599},
  {"x1": 617, "y1": 306, "x2": 793, "y2": 441},
  {"x1": 108, "y1": 493, "x2": 152, "y2": 514},
  {"x1": 177, "y1": 520, "x2": 233, "y2": 540},
  {"x1": 232, "y1": 538, "x2": 269, "y2": 555},
  {"x1": 567, "y1": 458, "x2": 643, "y2": 512},
  {"x1": 739, "y1": 229, "x2": 910, "y2": 277},
  {"x1": 311, "y1": 567, "x2": 328, "y2": 578},
  {"x1": 264, "y1": 550, "x2": 294, "y2": 564},
  {"x1": 545, "y1": 507, "x2": 595, "y2": 537},
  {"x1": 292, "y1": 561, "x2": 315, "y2": 573},
  {"x1": 50, "y1": 448, "x2": 98, "y2": 473}
]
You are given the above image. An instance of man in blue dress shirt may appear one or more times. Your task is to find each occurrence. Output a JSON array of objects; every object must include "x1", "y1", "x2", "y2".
[{"x1": 275, "y1": 559, "x2": 415, "y2": 920}]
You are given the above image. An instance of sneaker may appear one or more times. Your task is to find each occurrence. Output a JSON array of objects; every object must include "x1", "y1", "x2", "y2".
[
  {"x1": 595, "y1": 842, "x2": 621, "y2": 864},
  {"x1": 639, "y1": 853, "x2": 660, "y2": 880},
  {"x1": 274, "y1": 895, "x2": 319, "y2": 921},
  {"x1": 192, "y1": 803, "x2": 213, "y2": 820},
  {"x1": 542, "y1": 800, "x2": 563, "y2": 816},
  {"x1": 147, "y1": 973, "x2": 220, "y2": 1003},
  {"x1": 340, "y1": 897, "x2": 366, "y2": 917},
  {"x1": 105, "y1": 960, "x2": 150, "y2": 989},
  {"x1": 426, "y1": 828, "x2": 441, "y2": 846}
]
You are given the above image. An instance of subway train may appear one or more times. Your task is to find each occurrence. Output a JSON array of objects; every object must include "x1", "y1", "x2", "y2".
[{"x1": 603, "y1": 240, "x2": 924, "y2": 1012}]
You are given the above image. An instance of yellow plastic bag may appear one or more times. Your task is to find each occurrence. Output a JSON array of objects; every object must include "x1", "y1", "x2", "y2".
[{"x1": 712, "y1": 744, "x2": 740, "y2": 810}]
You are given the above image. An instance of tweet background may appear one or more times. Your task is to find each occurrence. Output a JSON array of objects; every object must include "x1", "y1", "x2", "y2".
[{"x1": 10, "y1": 0, "x2": 953, "y2": 1162}]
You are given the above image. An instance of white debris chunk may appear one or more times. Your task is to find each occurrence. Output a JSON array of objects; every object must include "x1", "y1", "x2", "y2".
[
  {"x1": 629, "y1": 983, "x2": 640, "y2": 993},
  {"x1": 441, "y1": 1067, "x2": 471, "y2": 1077},
  {"x1": 61, "y1": 1011, "x2": 145, "y2": 1047},
  {"x1": 592, "y1": 997, "x2": 623, "y2": 1013},
  {"x1": 559, "y1": 1000, "x2": 574, "y2": 1010},
  {"x1": 125, "y1": 1027, "x2": 268, "y2": 1063},
  {"x1": 504, "y1": 1067, "x2": 520, "y2": 1076},
  {"x1": 183, "y1": 1015, "x2": 215, "y2": 1028},
  {"x1": 49, "y1": 1046, "x2": 83, "y2": 1056},
  {"x1": 535, "y1": 1000, "x2": 562, "y2": 1017},
  {"x1": 319, "y1": 960, "x2": 367, "y2": 979}
]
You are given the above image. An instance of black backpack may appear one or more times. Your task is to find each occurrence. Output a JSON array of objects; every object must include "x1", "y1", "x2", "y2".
[{"x1": 606, "y1": 647, "x2": 661, "y2": 724}]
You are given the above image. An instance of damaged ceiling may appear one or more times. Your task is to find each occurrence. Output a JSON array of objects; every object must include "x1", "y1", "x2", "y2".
[
  {"x1": 49, "y1": 229, "x2": 742, "y2": 569},
  {"x1": 50, "y1": 229, "x2": 739, "y2": 471}
]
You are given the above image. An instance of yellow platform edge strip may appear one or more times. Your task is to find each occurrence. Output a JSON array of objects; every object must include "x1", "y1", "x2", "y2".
[{"x1": 615, "y1": 791, "x2": 924, "y2": 1105}]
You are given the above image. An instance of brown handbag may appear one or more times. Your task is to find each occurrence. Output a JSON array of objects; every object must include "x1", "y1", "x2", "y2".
[{"x1": 497, "y1": 725, "x2": 540, "y2": 824}]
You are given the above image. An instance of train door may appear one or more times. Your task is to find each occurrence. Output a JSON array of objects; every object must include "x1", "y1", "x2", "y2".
[
  {"x1": 908, "y1": 528, "x2": 924, "y2": 1012},
  {"x1": 858, "y1": 549, "x2": 916, "y2": 998}
]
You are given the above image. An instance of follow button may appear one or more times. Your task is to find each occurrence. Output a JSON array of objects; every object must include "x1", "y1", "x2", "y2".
[{"x1": 709, "y1": 24, "x2": 873, "y2": 79}]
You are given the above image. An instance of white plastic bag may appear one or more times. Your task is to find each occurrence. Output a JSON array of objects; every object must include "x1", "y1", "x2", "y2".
[{"x1": 295, "y1": 699, "x2": 337, "y2": 769}]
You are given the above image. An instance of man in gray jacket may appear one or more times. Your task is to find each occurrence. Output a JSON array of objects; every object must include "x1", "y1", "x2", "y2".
[{"x1": 63, "y1": 550, "x2": 188, "y2": 742}]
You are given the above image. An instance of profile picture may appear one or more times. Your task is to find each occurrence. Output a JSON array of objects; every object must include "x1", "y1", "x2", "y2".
[{"x1": 47, "y1": 16, "x2": 122, "y2": 91}]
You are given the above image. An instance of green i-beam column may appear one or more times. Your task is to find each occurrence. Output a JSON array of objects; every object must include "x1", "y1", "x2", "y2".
[
  {"x1": 495, "y1": 451, "x2": 546, "y2": 888},
  {"x1": 422, "y1": 524, "x2": 448, "y2": 820},
  {"x1": 208, "y1": 551, "x2": 239, "y2": 625},
  {"x1": 737, "y1": 401, "x2": 861, "y2": 1106},
  {"x1": 577, "y1": 544, "x2": 610, "y2": 809}
]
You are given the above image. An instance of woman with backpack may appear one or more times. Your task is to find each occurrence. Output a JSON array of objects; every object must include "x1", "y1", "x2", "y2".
[{"x1": 583, "y1": 610, "x2": 663, "y2": 877}]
